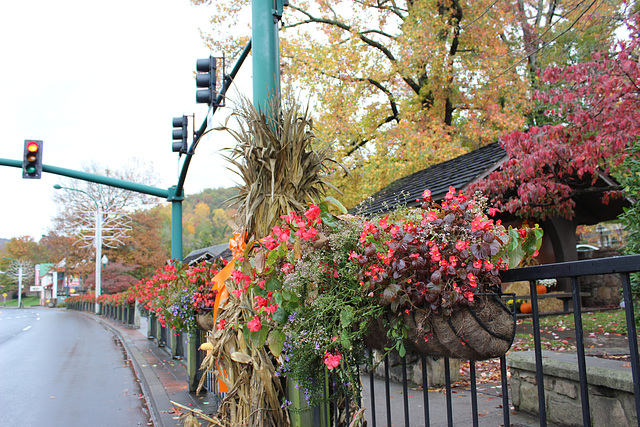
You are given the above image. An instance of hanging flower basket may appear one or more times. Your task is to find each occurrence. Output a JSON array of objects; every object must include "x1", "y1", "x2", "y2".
[
  {"x1": 364, "y1": 294, "x2": 515, "y2": 360},
  {"x1": 196, "y1": 309, "x2": 214, "y2": 331}
]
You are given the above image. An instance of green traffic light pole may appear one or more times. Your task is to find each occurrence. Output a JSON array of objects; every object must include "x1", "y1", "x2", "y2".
[
  {"x1": 0, "y1": 36, "x2": 254, "y2": 392},
  {"x1": 0, "y1": 2, "x2": 276, "y2": 391}
]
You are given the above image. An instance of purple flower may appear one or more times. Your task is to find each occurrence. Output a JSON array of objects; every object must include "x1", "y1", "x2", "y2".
[{"x1": 281, "y1": 399, "x2": 292, "y2": 409}]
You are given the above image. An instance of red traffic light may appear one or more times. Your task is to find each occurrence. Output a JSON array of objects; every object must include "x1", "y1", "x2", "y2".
[
  {"x1": 22, "y1": 139, "x2": 43, "y2": 179},
  {"x1": 26, "y1": 141, "x2": 39, "y2": 153}
]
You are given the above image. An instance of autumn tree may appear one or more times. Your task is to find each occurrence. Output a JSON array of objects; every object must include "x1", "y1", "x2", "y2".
[
  {"x1": 117, "y1": 208, "x2": 170, "y2": 279},
  {"x1": 194, "y1": 0, "x2": 627, "y2": 206},
  {"x1": 0, "y1": 257, "x2": 34, "y2": 294},
  {"x1": 52, "y1": 160, "x2": 161, "y2": 249},
  {"x1": 470, "y1": 18, "x2": 640, "y2": 220},
  {"x1": 38, "y1": 232, "x2": 94, "y2": 283},
  {"x1": 83, "y1": 262, "x2": 138, "y2": 294},
  {"x1": 0, "y1": 237, "x2": 43, "y2": 293}
]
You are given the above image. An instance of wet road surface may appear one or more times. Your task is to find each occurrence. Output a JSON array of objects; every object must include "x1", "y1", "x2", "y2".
[{"x1": 0, "y1": 307, "x2": 152, "y2": 426}]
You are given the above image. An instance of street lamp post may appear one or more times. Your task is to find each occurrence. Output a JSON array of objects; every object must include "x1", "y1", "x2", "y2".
[
  {"x1": 1, "y1": 257, "x2": 23, "y2": 308},
  {"x1": 53, "y1": 184, "x2": 102, "y2": 315}
]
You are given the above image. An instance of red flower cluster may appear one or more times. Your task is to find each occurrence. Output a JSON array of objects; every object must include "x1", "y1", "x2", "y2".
[
  {"x1": 353, "y1": 187, "x2": 509, "y2": 316},
  {"x1": 232, "y1": 204, "x2": 324, "y2": 333},
  {"x1": 131, "y1": 259, "x2": 226, "y2": 329}
]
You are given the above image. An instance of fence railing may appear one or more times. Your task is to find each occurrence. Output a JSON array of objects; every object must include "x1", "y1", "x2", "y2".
[
  {"x1": 322, "y1": 254, "x2": 640, "y2": 427},
  {"x1": 66, "y1": 301, "x2": 136, "y2": 328}
]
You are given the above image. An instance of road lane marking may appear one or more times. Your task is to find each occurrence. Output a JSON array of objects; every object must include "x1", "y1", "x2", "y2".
[{"x1": 23, "y1": 326, "x2": 31, "y2": 331}]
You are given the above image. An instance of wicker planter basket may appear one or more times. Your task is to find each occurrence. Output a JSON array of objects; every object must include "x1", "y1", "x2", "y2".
[
  {"x1": 196, "y1": 309, "x2": 214, "y2": 331},
  {"x1": 364, "y1": 294, "x2": 515, "y2": 361}
]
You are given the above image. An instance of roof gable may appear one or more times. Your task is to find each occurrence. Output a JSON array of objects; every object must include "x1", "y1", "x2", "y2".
[
  {"x1": 353, "y1": 142, "x2": 507, "y2": 216},
  {"x1": 183, "y1": 243, "x2": 232, "y2": 265}
]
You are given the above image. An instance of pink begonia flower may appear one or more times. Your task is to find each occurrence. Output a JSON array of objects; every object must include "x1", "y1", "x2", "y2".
[
  {"x1": 302, "y1": 227, "x2": 318, "y2": 241},
  {"x1": 324, "y1": 352, "x2": 342, "y2": 370},
  {"x1": 281, "y1": 262, "x2": 294, "y2": 274},
  {"x1": 304, "y1": 204, "x2": 321, "y2": 222},
  {"x1": 425, "y1": 210, "x2": 439, "y2": 222},
  {"x1": 272, "y1": 225, "x2": 291, "y2": 242},
  {"x1": 280, "y1": 211, "x2": 296, "y2": 224},
  {"x1": 467, "y1": 272, "x2": 478, "y2": 287},
  {"x1": 263, "y1": 304, "x2": 278, "y2": 316},
  {"x1": 262, "y1": 234, "x2": 279, "y2": 250},
  {"x1": 247, "y1": 316, "x2": 262, "y2": 332},
  {"x1": 456, "y1": 240, "x2": 470, "y2": 251}
]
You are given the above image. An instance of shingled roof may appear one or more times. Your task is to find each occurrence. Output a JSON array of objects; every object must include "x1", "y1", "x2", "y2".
[
  {"x1": 353, "y1": 142, "x2": 507, "y2": 216},
  {"x1": 182, "y1": 243, "x2": 233, "y2": 265}
]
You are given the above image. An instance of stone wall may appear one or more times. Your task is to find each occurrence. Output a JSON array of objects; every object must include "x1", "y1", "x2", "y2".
[
  {"x1": 508, "y1": 351, "x2": 636, "y2": 426},
  {"x1": 578, "y1": 249, "x2": 623, "y2": 308}
]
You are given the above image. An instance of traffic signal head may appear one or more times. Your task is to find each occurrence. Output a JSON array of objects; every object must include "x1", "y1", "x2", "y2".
[
  {"x1": 172, "y1": 116, "x2": 188, "y2": 154},
  {"x1": 195, "y1": 56, "x2": 217, "y2": 106},
  {"x1": 22, "y1": 140, "x2": 43, "y2": 179}
]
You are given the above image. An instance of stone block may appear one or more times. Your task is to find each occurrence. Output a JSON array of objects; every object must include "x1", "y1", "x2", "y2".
[
  {"x1": 518, "y1": 380, "x2": 540, "y2": 414},
  {"x1": 591, "y1": 395, "x2": 628, "y2": 427},
  {"x1": 619, "y1": 393, "x2": 638, "y2": 426},
  {"x1": 370, "y1": 350, "x2": 459, "y2": 388},
  {"x1": 554, "y1": 379, "x2": 578, "y2": 399},
  {"x1": 544, "y1": 377, "x2": 554, "y2": 391},
  {"x1": 547, "y1": 394, "x2": 583, "y2": 426},
  {"x1": 510, "y1": 378, "x2": 521, "y2": 407}
]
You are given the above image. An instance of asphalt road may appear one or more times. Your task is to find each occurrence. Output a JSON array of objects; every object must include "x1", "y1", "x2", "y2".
[{"x1": 0, "y1": 307, "x2": 152, "y2": 427}]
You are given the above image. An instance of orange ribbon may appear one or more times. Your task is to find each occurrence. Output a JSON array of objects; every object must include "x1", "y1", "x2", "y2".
[
  {"x1": 210, "y1": 231, "x2": 248, "y2": 326},
  {"x1": 229, "y1": 231, "x2": 248, "y2": 259},
  {"x1": 208, "y1": 232, "x2": 249, "y2": 394},
  {"x1": 210, "y1": 259, "x2": 234, "y2": 325}
]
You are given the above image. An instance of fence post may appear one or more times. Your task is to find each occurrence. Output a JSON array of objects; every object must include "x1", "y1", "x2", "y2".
[
  {"x1": 172, "y1": 331, "x2": 183, "y2": 359},
  {"x1": 187, "y1": 330, "x2": 199, "y2": 392},
  {"x1": 148, "y1": 315, "x2": 155, "y2": 339},
  {"x1": 287, "y1": 378, "x2": 316, "y2": 427}
]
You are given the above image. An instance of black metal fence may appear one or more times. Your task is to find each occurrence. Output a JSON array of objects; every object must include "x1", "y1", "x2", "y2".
[
  {"x1": 195, "y1": 329, "x2": 218, "y2": 394},
  {"x1": 319, "y1": 254, "x2": 640, "y2": 427},
  {"x1": 66, "y1": 301, "x2": 136, "y2": 328}
]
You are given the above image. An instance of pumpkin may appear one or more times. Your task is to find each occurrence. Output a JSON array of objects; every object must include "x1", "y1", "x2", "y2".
[
  {"x1": 520, "y1": 302, "x2": 533, "y2": 314},
  {"x1": 536, "y1": 284, "x2": 548, "y2": 295}
]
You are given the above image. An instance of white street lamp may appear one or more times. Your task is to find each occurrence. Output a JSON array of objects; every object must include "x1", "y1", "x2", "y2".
[{"x1": 54, "y1": 184, "x2": 103, "y2": 314}]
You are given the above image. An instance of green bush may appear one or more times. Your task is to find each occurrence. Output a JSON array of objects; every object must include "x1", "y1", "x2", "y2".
[{"x1": 617, "y1": 138, "x2": 640, "y2": 326}]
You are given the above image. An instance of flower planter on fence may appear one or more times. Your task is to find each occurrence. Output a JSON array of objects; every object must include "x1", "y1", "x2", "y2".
[
  {"x1": 196, "y1": 309, "x2": 214, "y2": 331},
  {"x1": 364, "y1": 294, "x2": 515, "y2": 361}
]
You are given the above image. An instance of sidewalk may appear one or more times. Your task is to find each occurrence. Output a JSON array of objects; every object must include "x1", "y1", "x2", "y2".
[
  {"x1": 81, "y1": 312, "x2": 218, "y2": 427},
  {"x1": 87, "y1": 311, "x2": 547, "y2": 427}
]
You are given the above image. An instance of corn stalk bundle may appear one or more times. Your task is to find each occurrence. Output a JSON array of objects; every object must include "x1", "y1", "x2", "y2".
[
  {"x1": 219, "y1": 95, "x2": 340, "y2": 239},
  {"x1": 192, "y1": 95, "x2": 340, "y2": 426},
  {"x1": 196, "y1": 279, "x2": 288, "y2": 427}
]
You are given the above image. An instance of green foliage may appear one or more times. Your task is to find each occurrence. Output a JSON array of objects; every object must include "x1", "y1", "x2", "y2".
[{"x1": 616, "y1": 137, "x2": 640, "y2": 324}]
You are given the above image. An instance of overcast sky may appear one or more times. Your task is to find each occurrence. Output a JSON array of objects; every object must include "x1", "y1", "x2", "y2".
[{"x1": 0, "y1": 0, "x2": 251, "y2": 241}]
